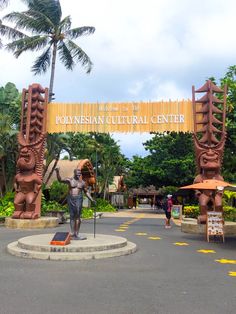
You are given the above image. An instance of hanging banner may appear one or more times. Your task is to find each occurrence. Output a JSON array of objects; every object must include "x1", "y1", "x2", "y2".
[{"x1": 46, "y1": 100, "x2": 193, "y2": 133}]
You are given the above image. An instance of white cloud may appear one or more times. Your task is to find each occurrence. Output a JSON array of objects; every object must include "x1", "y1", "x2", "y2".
[{"x1": 1, "y1": 0, "x2": 236, "y2": 157}]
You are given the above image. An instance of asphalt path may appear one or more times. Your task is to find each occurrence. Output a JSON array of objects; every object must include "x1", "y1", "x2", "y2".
[{"x1": 0, "y1": 213, "x2": 236, "y2": 314}]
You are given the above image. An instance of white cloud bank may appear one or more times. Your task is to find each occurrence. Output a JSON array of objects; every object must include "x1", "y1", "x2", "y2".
[{"x1": 1, "y1": 0, "x2": 236, "y2": 157}]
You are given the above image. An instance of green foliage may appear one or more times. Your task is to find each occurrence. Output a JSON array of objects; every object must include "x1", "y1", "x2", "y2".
[
  {"x1": 92, "y1": 198, "x2": 116, "y2": 212},
  {"x1": 47, "y1": 180, "x2": 68, "y2": 203},
  {"x1": 210, "y1": 66, "x2": 236, "y2": 182},
  {"x1": 223, "y1": 206, "x2": 236, "y2": 222},
  {"x1": 183, "y1": 205, "x2": 200, "y2": 218},
  {"x1": 157, "y1": 186, "x2": 178, "y2": 197},
  {"x1": 41, "y1": 193, "x2": 67, "y2": 215},
  {"x1": 126, "y1": 132, "x2": 195, "y2": 188},
  {"x1": 67, "y1": 132, "x2": 127, "y2": 199},
  {"x1": 223, "y1": 190, "x2": 236, "y2": 207},
  {"x1": 183, "y1": 204, "x2": 236, "y2": 222},
  {"x1": 81, "y1": 208, "x2": 94, "y2": 219},
  {"x1": 0, "y1": 191, "x2": 15, "y2": 217},
  {"x1": 0, "y1": 82, "x2": 21, "y2": 192}
]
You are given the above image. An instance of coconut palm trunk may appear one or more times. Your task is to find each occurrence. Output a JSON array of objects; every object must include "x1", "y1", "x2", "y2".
[{"x1": 49, "y1": 41, "x2": 57, "y2": 102}]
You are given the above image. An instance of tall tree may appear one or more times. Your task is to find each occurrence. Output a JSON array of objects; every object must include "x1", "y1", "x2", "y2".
[
  {"x1": 0, "y1": 82, "x2": 21, "y2": 193},
  {"x1": 218, "y1": 66, "x2": 236, "y2": 182},
  {"x1": 142, "y1": 132, "x2": 195, "y2": 187},
  {"x1": 0, "y1": 0, "x2": 95, "y2": 101}
]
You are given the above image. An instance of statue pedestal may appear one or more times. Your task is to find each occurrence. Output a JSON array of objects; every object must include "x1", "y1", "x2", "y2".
[{"x1": 5, "y1": 217, "x2": 59, "y2": 229}]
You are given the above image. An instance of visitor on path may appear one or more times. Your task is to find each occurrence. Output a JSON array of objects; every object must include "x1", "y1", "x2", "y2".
[
  {"x1": 133, "y1": 195, "x2": 137, "y2": 209},
  {"x1": 55, "y1": 167, "x2": 95, "y2": 240},
  {"x1": 164, "y1": 194, "x2": 173, "y2": 228}
]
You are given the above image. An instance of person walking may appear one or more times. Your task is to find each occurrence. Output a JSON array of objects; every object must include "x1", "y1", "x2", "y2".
[
  {"x1": 164, "y1": 194, "x2": 173, "y2": 228},
  {"x1": 55, "y1": 167, "x2": 95, "y2": 240}
]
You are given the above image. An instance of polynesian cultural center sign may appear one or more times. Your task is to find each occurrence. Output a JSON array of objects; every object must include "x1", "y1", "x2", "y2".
[{"x1": 46, "y1": 100, "x2": 193, "y2": 133}]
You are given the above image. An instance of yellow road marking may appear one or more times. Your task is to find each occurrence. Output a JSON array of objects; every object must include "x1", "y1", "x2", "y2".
[
  {"x1": 115, "y1": 229, "x2": 126, "y2": 232},
  {"x1": 148, "y1": 236, "x2": 161, "y2": 240},
  {"x1": 135, "y1": 232, "x2": 147, "y2": 236},
  {"x1": 215, "y1": 259, "x2": 236, "y2": 264},
  {"x1": 197, "y1": 249, "x2": 216, "y2": 254},
  {"x1": 173, "y1": 242, "x2": 189, "y2": 246},
  {"x1": 228, "y1": 271, "x2": 236, "y2": 277}
]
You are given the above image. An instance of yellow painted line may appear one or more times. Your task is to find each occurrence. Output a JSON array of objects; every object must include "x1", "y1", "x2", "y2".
[
  {"x1": 115, "y1": 229, "x2": 126, "y2": 232},
  {"x1": 215, "y1": 259, "x2": 236, "y2": 264},
  {"x1": 228, "y1": 271, "x2": 236, "y2": 277},
  {"x1": 148, "y1": 236, "x2": 162, "y2": 240},
  {"x1": 119, "y1": 225, "x2": 129, "y2": 228},
  {"x1": 173, "y1": 242, "x2": 189, "y2": 246},
  {"x1": 135, "y1": 232, "x2": 147, "y2": 236},
  {"x1": 197, "y1": 249, "x2": 216, "y2": 254}
]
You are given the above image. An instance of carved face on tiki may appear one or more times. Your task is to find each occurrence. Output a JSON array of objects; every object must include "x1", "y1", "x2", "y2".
[
  {"x1": 199, "y1": 149, "x2": 221, "y2": 172},
  {"x1": 17, "y1": 147, "x2": 36, "y2": 171}
]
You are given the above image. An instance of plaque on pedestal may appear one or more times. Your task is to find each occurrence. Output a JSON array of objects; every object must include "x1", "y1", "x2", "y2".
[{"x1": 50, "y1": 232, "x2": 70, "y2": 246}]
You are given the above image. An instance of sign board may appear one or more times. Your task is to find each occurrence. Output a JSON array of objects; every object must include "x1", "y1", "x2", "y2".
[
  {"x1": 46, "y1": 100, "x2": 193, "y2": 133},
  {"x1": 206, "y1": 211, "x2": 224, "y2": 242},
  {"x1": 171, "y1": 205, "x2": 182, "y2": 219}
]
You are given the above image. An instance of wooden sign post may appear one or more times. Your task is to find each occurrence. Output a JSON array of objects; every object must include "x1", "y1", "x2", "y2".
[{"x1": 206, "y1": 211, "x2": 224, "y2": 242}]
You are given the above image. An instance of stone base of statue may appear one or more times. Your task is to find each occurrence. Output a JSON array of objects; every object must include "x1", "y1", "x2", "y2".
[
  {"x1": 181, "y1": 218, "x2": 236, "y2": 235},
  {"x1": 7, "y1": 233, "x2": 137, "y2": 261},
  {"x1": 5, "y1": 217, "x2": 59, "y2": 229}
]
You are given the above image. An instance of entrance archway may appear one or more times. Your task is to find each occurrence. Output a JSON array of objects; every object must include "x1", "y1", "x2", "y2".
[{"x1": 11, "y1": 80, "x2": 227, "y2": 221}]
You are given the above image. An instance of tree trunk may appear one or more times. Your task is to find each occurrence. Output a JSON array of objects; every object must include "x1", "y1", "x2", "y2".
[
  {"x1": 49, "y1": 42, "x2": 57, "y2": 102},
  {"x1": 44, "y1": 154, "x2": 60, "y2": 186}
]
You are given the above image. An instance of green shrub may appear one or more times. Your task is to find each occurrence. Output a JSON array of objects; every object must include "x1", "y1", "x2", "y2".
[
  {"x1": 183, "y1": 205, "x2": 200, "y2": 218},
  {"x1": 92, "y1": 198, "x2": 116, "y2": 212},
  {"x1": 41, "y1": 193, "x2": 67, "y2": 216},
  {"x1": 47, "y1": 181, "x2": 68, "y2": 203},
  {"x1": 82, "y1": 208, "x2": 94, "y2": 219},
  {"x1": 0, "y1": 192, "x2": 15, "y2": 217},
  {"x1": 183, "y1": 204, "x2": 236, "y2": 221},
  {"x1": 223, "y1": 206, "x2": 236, "y2": 222}
]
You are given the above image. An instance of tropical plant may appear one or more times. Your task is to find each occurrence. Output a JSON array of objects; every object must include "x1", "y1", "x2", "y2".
[
  {"x1": 183, "y1": 205, "x2": 200, "y2": 218},
  {"x1": 44, "y1": 133, "x2": 72, "y2": 185},
  {"x1": 46, "y1": 180, "x2": 68, "y2": 203},
  {"x1": 1, "y1": 0, "x2": 95, "y2": 101},
  {"x1": 0, "y1": 82, "x2": 21, "y2": 194}
]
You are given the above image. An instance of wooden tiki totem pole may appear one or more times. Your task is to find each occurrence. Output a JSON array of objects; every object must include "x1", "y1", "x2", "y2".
[
  {"x1": 13, "y1": 84, "x2": 48, "y2": 219},
  {"x1": 192, "y1": 80, "x2": 227, "y2": 224}
]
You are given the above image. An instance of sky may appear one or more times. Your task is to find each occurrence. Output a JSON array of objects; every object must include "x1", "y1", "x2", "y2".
[{"x1": 1, "y1": 0, "x2": 236, "y2": 158}]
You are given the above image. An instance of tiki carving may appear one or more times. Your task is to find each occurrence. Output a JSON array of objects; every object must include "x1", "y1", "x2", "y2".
[
  {"x1": 13, "y1": 84, "x2": 48, "y2": 219},
  {"x1": 192, "y1": 80, "x2": 227, "y2": 224}
]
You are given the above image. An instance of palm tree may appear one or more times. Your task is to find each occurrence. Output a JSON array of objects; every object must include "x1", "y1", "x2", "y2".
[{"x1": 0, "y1": 0, "x2": 95, "y2": 101}]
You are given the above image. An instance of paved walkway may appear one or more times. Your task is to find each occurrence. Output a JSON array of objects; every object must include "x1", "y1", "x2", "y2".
[{"x1": 102, "y1": 207, "x2": 182, "y2": 226}]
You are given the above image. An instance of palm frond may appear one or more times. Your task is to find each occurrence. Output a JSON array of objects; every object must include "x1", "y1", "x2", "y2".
[
  {"x1": 31, "y1": 46, "x2": 51, "y2": 75},
  {"x1": 22, "y1": 0, "x2": 62, "y2": 25},
  {"x1": 0, "y1": 0, "x2": 9, "y2": 9},
  {"x1": 58, "y1": 15, "x2": 71, "y2": 33},
  {"x1": 58, "y1": 42, "x2": 74, "y2": 70},
  {"x1": 66, "y1": 26, "x2": 95, "y2": 40},
  {"x1": 66, "y1": 40, "x2": 93, "y2": 73},
  {"x1": 3, "y1": 11, "x2": 54, "y2": 34},
  {"x1": 0, "y1": 21, "x2": 26, "y2": 40},
  {"x1": 6, "y1": 35, "x2": 49, "y2": 57}
]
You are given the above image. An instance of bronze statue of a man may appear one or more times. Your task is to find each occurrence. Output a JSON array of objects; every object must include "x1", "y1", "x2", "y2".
[{"x1": 55, "y1": 168, "x2": 95, "y2": 240}]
